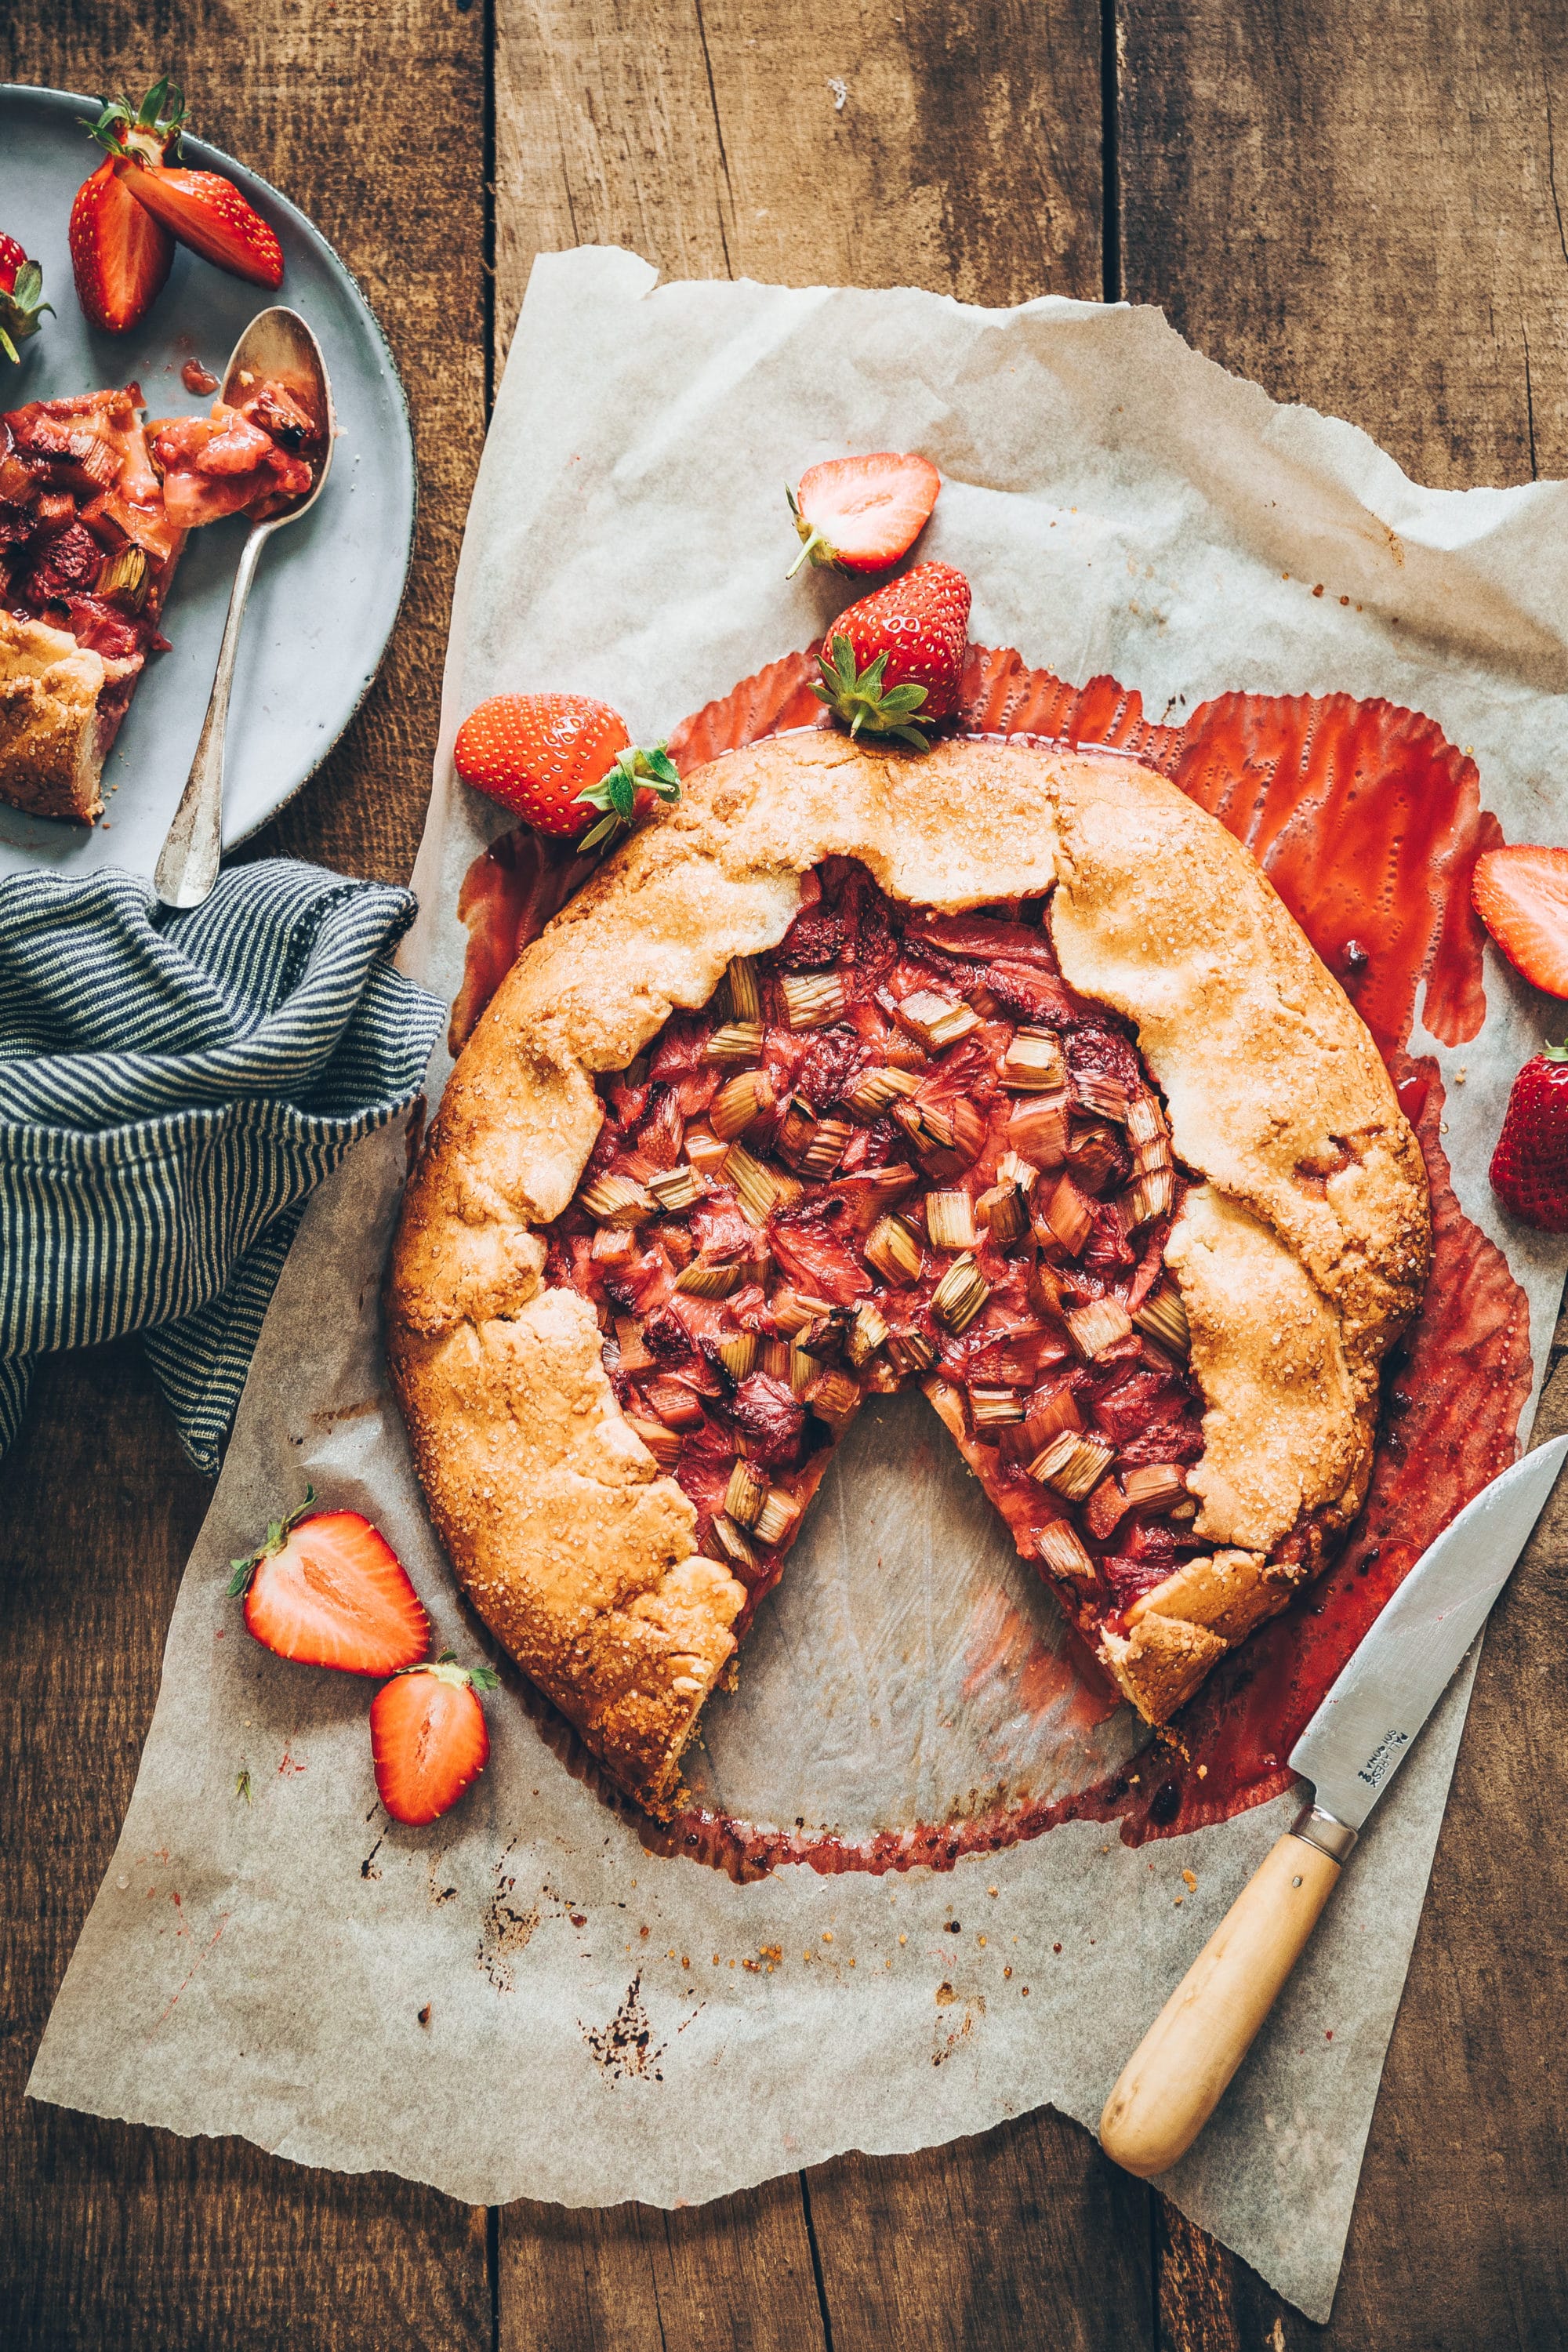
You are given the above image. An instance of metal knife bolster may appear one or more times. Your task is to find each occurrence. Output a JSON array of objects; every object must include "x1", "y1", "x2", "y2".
[{"x1": 1290, "y1": 1802, "x2": 1359, "y2": 1864}]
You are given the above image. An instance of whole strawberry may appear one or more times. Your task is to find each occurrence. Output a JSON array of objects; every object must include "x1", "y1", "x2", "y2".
[
  {"x1": 1490, "y1": 1043, "x2": 1568, "y2": 1230},
  {"x1": 452, "y1": 691, "x2": 680, "y2": 848},
  {"x1": 811, "y1": 561, "x2": 971, "y2": 749},
  {"x1": 0, "y1": 236, "x2": 53, "y2": 363}
]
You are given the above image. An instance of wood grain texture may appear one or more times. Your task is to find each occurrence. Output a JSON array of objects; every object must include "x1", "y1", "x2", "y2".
[
  {"x1": 493, "y1": 0, "x2": 1104, "y2": 351},
  {"x1": 499, "y1": 2176, "x2": 828, "y2": 2351},
  {"x1": 1117, "y1": 0, "x2": 1568, "y2": 488},
  {"x1": 804, "y1": 2112, "x2": 1155, "y2": 2352}
]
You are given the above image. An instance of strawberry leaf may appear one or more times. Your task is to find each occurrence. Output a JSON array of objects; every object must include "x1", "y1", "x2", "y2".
[
  {"x1": 227, "y1": 1483, "x2": 318, "y2": 1595},
  {"x1": 811, "y1": 633, "x2": 932, "y2": 751},
  {"x1": 572, "y1": 743, "x2": 682, "y2": 851}
]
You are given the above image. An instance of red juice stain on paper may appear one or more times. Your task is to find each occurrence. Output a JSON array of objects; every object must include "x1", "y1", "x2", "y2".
[{"x1": 449, "y1": 638, "x2": 1530, "y2": 1871}]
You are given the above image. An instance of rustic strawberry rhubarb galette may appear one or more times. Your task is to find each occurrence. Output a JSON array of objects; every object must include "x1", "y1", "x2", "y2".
[
  {"x1": 387, "y1": 731, "x2": 1430, "y2": 1818},
  {"x1": 0, "y1": 376, "x2": 323, "y2": 822}
]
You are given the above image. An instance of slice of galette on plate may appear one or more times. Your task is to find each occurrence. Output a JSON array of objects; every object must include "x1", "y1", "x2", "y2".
[
  {"x1": 0, "y1": 376, "x2": 324, "y2": 823},
  {"x1": 387, "y1": 731, "x2": 1431, "y2": 1819}
]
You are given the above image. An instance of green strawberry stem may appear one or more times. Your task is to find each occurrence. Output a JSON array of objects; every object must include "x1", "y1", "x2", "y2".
[
  {"x1": 574, "y1": 742, "x2": 681, "y2": 852},
  {"x1": 0, "y1": 260, "x2": 53, "y2": 365},
  {"x1": 785, "y1": 485, "x2": 833, "y2": 579},
  {"x1": 811, "y1": 633, "x2": 932, "y2": 751},
  {"x1": 227, "y1": 1483, "x2": 318, "y2": 1595},
  {"x1": 85, "y1": 73, "x2": 187, "y2": 163}
]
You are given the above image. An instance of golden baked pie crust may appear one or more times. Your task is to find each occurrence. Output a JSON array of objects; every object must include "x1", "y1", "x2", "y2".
[{"x1": 387, "y1": 732, "x2": 1430, "y2": 1815}]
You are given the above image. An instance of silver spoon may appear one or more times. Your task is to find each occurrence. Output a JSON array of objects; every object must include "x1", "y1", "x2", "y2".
[{"x1": 154, "y1": 306, "x2": 335, "y2": 909}]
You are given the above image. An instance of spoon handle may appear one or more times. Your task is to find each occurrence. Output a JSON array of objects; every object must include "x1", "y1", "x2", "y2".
[{"x1": 154, "y1": 522, "x2": 269, "y2": 909}]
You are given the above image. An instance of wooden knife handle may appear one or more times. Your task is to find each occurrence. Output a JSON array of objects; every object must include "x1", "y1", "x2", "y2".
[{"x1": 1098, "y1": 1824, "x2": 1346, "y2": 2178}]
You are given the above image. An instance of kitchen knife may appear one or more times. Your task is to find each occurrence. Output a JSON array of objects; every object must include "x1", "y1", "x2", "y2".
[{"x1": 1098, "y1": 1434, "x2": 1568, "y2": 2179}]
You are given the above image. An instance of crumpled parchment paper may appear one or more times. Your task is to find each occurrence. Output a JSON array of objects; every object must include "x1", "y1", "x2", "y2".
[{"x1": 29, "y1": 249, "x2": 1568, "y2": 2324}]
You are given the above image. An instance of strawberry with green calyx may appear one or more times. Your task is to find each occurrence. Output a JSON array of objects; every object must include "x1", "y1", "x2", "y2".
[
  {"x1": 84, "y1": 74, "x2": 284, "y2": 295},
  {"x1": 371, "y1": 1653, "x2": 500, "y2": 1824},
  {"x1": 0, "y1": 238, "x2": 53, "y2": 365},
  {"x1": 70, "y1": 77, "x2": 184, "y2": 332},
  {"x1": 786, "y1": 451, "x2": 941, "y2": 579},
  {"x1": 574, "y1": 742, "x2": 681, "y2": 851},
  {"x1": 229, "y1": 1486, "x2": 431, "y2": 1675},
  {"x1": 811, "y1": 560, "x2": 972, "y2": 750},
  {"x1": 1490, "y1": 1042, "x2": 1568, "y2": 1232}
]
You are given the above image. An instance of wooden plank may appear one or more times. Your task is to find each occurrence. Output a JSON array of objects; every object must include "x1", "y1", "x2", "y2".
[
  {"x1": 0, "y1": 0, "x2": 492, "y2": 2342},
  {"x1": 490, "y1": 5, "x2": 1120, "y2": 2343},
  {"x1": 1116, "y1": 0, "x2": 1568, "y2": 487},
  {"x1": 1118, "y1": 12, "x2": 1568, "y2": 2339},
  {"x1": 805, "y1": 2111, "x2": 1155, "y2": 2352},
  {"x1": 493, "y1": 0, "x2": 1105, "y2": 352},
  {"x1": 499, "y1": 2179, "x2": 828, "y2": 2350}
]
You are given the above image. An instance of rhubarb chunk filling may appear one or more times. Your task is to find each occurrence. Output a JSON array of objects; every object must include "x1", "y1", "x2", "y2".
[{"x1": 544, "y1": 857, "x2": 1212, "y2": 1653}]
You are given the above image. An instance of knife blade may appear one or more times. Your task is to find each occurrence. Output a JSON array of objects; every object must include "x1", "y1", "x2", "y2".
[
  {"x1": 1289, "y1": 1432, "x2": 1568, "y2": 1849},
  {"x1": 1100, "y1": 1434, "x2": 1567, "y2": 2180}
]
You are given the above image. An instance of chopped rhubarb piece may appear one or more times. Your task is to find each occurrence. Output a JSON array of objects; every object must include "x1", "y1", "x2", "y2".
[
  {"x1": 709, "y1": 1512, "x2": 760, "y2": 1570},
  {"x1": 800, "y1": 1118, "x2": 852, "y2": 1177},
  {"x1": 1029, "y1": 1429, "x2": 1114, "y2": 1501},
  {"x1": 644, "y1": 1377, "x2": 706, "y2": 1432},
  {"x1": 787, "y1": 1346, "x2": 821, "y2": 1396},
  {"x1": 753, "y1": 1487, "x2": 803, "y2": 1546},
  {"x1": 1065, "y1": 1297, "x2": 1134, "y2": 1362},
  {"x1": 931, "y1": 1254, "x2": 989, "y2": 1334},
  {"x1": 726, "y1": 955, "x2": 761, "y2": 1021},
  {"x1": 845, "y1": 1299, "x2": 889, "y2": 1366},
  {"x1": 1067, "y1": 1123, "x2": 1123, "y2": 1192},
  {"x1": 1132, "y1": 1283, "x2": 1190, "y2": 1356},
  {"x1": 1122, "y1": 1463, "x2": 1189, "y2": 1512},
  {"x1": 724, "y1": 1460, "x2": 768, "y2": 1526},
  {"x1": 921, "y1": 1373, "x2": 969, "y2": 1441},
  {"x1": 674, "y1": 1261, "x2": 742, "y2": 1298},
  {"x1": 975, "y1": 1179, "x2": 1027, "y2": 1245},
  {"x1": 1074, "y1": 1069, "x2": 1128, "y2": 1121},
  {"x1": 702, "y1": 1020, "x2": 764, "y2": 1064},
  {"x1": 615, "y1": 1317, "x2": 656, "y2": 1371},
  {"x1": 1002, "y1": 1027, "x2": 1066, "y2": 1092},
  {"x1": 1125, "y1": 1167, "x2": 1175, "y2": 1227},
  {"x1": 845, "y1": 1065, "x2": 922, "y2": 1116},
  {"x1": 685, "y1": 1127, "x2": 728, "y2": 1176},
  {"x1": 1124, "y1": 1092, "x2": 1167, "y2": 1149},
  {"x1": 648, "y1": 1165, "x2": 704, "y2": 1211},
  {"x1": 580, "y1": 1173, "x2": 655, "y2": 1225},
  {"x1": 865, "y1": 1214, "x2": 923, "y2": 1284},
  {"x1": 717, "y1": 1333, "x2": 759, "y2": 1380},
  {"x1": 895, "y1": 988, "x2": 982, "y2": 1051},
  {"x1": 712, "y1": 1070, "x2": 775, "y2": 1142},
  {"x1": 805, "y1": 1367, "x2": 860, "y2": 1425},
  {"x1": 1040, "y1": 1174, "x2": 1095, "y2": 1257},
  {"x1": 970, "y1": 1386, "x2": 1024, "y2": 1434},
  {"x1": 626, "y1": 1414, "x2": 684, "y2": 1468},
  {"x1": 781, "y1": 972, "x2": 848, "y2": 1030},
  {"x1": 885, "y1": 1330, "x2": 936, "y2": 1374},
  {"x1": 996, "y1": 1149, "x2": 1039, "y2": 1194},
  {"x1": 771, "y1": 1287, "x2": 838, "y2": 1336},
  {"x1": 924, "y1": 1189, "x2": 978, "y2": 1250},
  {"x1": 1025, "y1": 1383, "x2": 1085, "y2": 1451},
  {"x1": 1007, "y1": 1096, "x2": 1069, "y2": 1169},
  {"x1": 1036, "y1": 1519, "x2": 1096, "y2": 1585},
  {"x1": 892, "y1": 1094, "x2": 985, "y2": 1178},
  {"x1": 723, "y1": 1141, "x2": 778, "y2": 1223},
  {"x1": 592, "y1": 1226, "x2": 635, "y2": 1268}
]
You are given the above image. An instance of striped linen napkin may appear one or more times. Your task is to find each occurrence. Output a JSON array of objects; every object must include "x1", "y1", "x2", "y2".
[{"x1": 0, "y1": 859, "x2": 442, "y2": 1473}]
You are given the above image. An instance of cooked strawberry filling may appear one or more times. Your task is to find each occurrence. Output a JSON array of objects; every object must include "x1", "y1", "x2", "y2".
[
  {"x1": 149, "y1": 377, "x2": 321, "y2": 528},
  {"x1": 544, "y1": 858, "x2": 1210, "y2": 1647},
  {"x1": 2, "y1": 387, "x2": 178, "y2": 681}
]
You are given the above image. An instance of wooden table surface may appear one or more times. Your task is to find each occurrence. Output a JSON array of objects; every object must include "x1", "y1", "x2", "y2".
[{"x1": 3, "y1": 5, "x2": 1566, "y2": 2347}]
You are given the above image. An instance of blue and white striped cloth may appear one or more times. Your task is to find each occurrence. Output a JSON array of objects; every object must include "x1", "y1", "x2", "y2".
[{"x1": 0, "y1": 860, "x2": 442, "y2": 1473}]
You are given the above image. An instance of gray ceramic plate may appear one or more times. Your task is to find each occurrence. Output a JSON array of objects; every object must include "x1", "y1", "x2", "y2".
[{"x1": 0, "y1": 83, "x2": 416, "y2": 877}]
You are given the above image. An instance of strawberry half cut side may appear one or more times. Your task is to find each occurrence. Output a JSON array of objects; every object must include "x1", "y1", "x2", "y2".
[
  {"x1": 786, "y1": 452, "x2": 941, "y2": 579},
  {"x1": 370, "y1": 1655, "x2": 499, "y2": 1825},
  {"x1": 1472, "y1": 844, "x2": 1568, "y2": 999},
  {"x1": 229, "y1": 1489, "x2": 430, "y2": 1675}
]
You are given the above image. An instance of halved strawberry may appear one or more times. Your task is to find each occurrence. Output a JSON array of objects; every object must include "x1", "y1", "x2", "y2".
[
  {"x1": 113, "y1": 160, "x2": 284, "y2": 290},
  {"x1": 229, "y1": 1489, "x2": 430, "y2": 1675},
  {"x1": 786, "y1": 452, "x2": 941, "y2": 579},
  {"x1": 370, "y1": 1656, "x2": 499, "y2": 1825},
  {"x1": 70, "y1": 77, "x2": 183, "y2": 334},
  {"x1": 1472, "y1": 845, "x2": 1568, "y2": 998}
]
